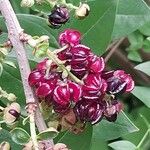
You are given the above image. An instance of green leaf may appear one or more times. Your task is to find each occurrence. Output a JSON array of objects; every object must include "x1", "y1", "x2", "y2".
[
  {"x1": 0, "y1": 14, "x2": 59, "y2": 48},
  {"x1": 109, "y1": 140, "x2": 136, "y2": 150},
  {"x1": 68, "y1": 0, "x2": 118, "y2": 55},
  {"x1": 31, "y1": 1, "x2": 52, "y2": 13},
  {"x1": 134, "y1": 61, "x2": 150, "y2": 76},
  {"x1": 132, "y1": 86, "x2": 150, "y2": 108},
  {"x1": 139, "y1": 22, "x2": 150, "y2": 36},
  {"x1": 10, "y1": 0, "x2": 30, "y2": 14},
  {"x1": 0, "y1": 33, "x2": 8, "y2": 44},
  {"x1": 92, "y1": 111, "x2": 139, "y2": 141},
  {"x1": 123, "y1": 107, "x2": 150, "y2": 146},
  {"x1": 127, "y1": 31, "x2": 144, "y2": 50},
  {"x1": 3, "y1": 60, "x2": 17, "y2": 68},
  {"x1": 0, "y1": 129, "x2": 22, "y2": 150},
  {"x1": 55, "y1": 125, "x2": 92, "y2": 150},
  {"x1": 10, "y1": 127, "x2": 30, "y2": 145},
  {"x1": 143, "y1": 39, "x2": 150, "y2": 52},
  {"x1": 0, "y1": 63, "x2": 3, "y2": 76},
  {"x1": 37, "y1": 127, "x2": 58, "y2": 140},
  {"x1": 113, "y1": 0, "x2": 150, "y2": 39},
  {"x1": 127, "y1": 51, "x2": 142, "y2": 62},
  {"x1": 0, "y1": 61, "x2": 26, "y2": 108}
]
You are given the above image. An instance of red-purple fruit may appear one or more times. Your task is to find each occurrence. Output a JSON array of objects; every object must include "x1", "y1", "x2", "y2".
[
  {"x1": 53, "y1": 82, "x2": 82, "y2": 106},
  {"x1": 74, "y1": 99, "x2": 104, "y2": 124},
  {"x1": 83, "y1": 74, "x2": 107, "y2": 100},
  {"x1": 28, "y1": 70, "x2": 44, "y2": 86},
  {"x1": 59, "y1": 29, "x2": 81, "y2": 47},
  {"x1": 36, "y1": 82, "x2": 55, "y2": 98},
  {"x1": 87, "y1": 55, "x2": 105, "y2": 73},
  {"x1": 102, "y1": 70, "x2": 134, "y2": 94}
]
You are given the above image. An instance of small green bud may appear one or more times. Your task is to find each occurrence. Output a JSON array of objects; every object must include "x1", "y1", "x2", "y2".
[
  {"x1": 35, "y1": 0, "x2": 44, "y2": 4},
  {"x1": 0, "y1": 48, "x2": 8, "y2": 56},
  {"x1": 34, "y1": 43, "x2": 49, "y2": 58},
  {"x1": 3, "y1": 103, "x2": 21, "y2": 125},
  {"x1": 7, "y1": 93, "x2": 17, "y2": 102},
  {"x1": 0, "y1": 141, "x2": 11, "y2": 150},
  {"x1": 21, "y1": 0, "x2": 35, "y2": 7},
  {"x1": 75, "y1": 3, "x2": 90, "y2": 19}
]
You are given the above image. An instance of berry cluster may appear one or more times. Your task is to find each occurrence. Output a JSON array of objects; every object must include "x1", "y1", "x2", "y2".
[{"x1": 28, "y1": 29, "x2": 134, "y2": 127}]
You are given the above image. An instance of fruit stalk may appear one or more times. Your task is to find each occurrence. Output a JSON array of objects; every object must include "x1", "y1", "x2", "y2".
[{"x1": 0, "y1": 0, "x2": 54, "y2": 149}]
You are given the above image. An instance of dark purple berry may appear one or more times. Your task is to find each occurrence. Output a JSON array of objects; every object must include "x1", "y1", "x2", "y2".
[
  {"x1": 74, "y1": 99, "x2": 104, "y2": 125},
  {"x1": 102, "y1": 70, "x2": 134, "y2": 94},
  {"x1": 48, "y1": 5, "x2": 69, "y2": 28}
]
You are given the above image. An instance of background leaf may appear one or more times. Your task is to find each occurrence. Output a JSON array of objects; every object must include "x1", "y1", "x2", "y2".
[
  {"x1": 132, "y1": 86, "x2": 150, "y2": 108},
  {"x1": 139, "y1": 21, "x2": 150, "y2": 36},
  {"x1": 112, "y1": 0, "x2": 150, "y2": 39},
  {"x1": 55, "y1": 125, "x2": 92, "y2": 150},
  {"x1": 0, "y1": 129, "x2": 22, "y2": 150},
  {"x1": 92, "y1": 112, "x2": 138, "y2": 141},
  {"x1": 10, "y1": 0, "x2": 30, "y2": 14},
  {"x1": 108, "y1": 140, "x2": 136, "y2": 150},
  {"x1": 37, "y1": 128, "x2": 58, "y2": 140},
  {"x1": 0, "y1": 14, "x2": 59, "y2": 48},
  {"x1": 60, "y1": 0, "x2": 119, "y2": 55},
  {"x1": 134, "y1": 61, "x2": 150, "y2": 76},
  {"x1": 11, "y1": 127, "x2": 30, "y2": 145}
]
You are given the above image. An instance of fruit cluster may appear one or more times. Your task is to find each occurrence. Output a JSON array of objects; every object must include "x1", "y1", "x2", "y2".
[{"x1": 28, "y1": 29, "x2": 134, "y2": 126}]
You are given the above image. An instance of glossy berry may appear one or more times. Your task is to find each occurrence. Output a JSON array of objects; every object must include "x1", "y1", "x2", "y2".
[
  {"x1": 102, "y1": 70, "x2": 134, "y2": 94},
  {"x1": 59, "y1": 29, "x2": 81, "y2": 47},
  {"x1": 70, "y1": 44, "x2": 91, "y2": 78},
  {"x1": 74, "y1": 99, "x2": 104, "y2": 124},
  {"x1": 28, "y1": 70, "x2": 44, "y2": 86},
  {"x1": 68, "y1": 81, "x2": 82, "y2": 103},
  {"x1": 48, "y1": 5, "x2": 69, "y2": 28},
  {"x1": 83, "y1": 74, "x2": 107, "y2": 100},
  {"x1": 36, "y1": 59, "x2": 48, "y2": 71},
  {"x1": 53, "y1": 84, "x2": 70, "y2": 106},
  {"x1": 87, "y1": 55, "x2": 105, "y2": 73},
  {"x1": 53, "y1": 82, "x2": 82, "y2": 106},
  {"x1": 36, "y1": 82, "x2": 55, "y2": 98}
]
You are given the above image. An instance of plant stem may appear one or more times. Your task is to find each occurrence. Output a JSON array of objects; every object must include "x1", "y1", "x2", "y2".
[
  {"x1": 47, "y1": 49, "x2": 84, "y2": 84},
  {"x1": 30, "y1": 114, "x2": 39, "y2": 150},
  {"x1": 0, "y1": 0, "x2": 54, "y2": 149},
  {"x1": 105, "y1": 38, "x2": 125, "y2": 62}
]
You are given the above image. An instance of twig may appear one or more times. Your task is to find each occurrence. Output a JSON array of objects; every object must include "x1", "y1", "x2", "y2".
[
  {"x1": 105, "y1": 38, "x2": 125, "y2": 62},
  {"x1": 111, "y1": 48, "x2": 150, "y2": 85},
  {"x1": 105, "y1": 40, "x2": 118, "y2": 51},
  {"x1": 30, "y1": 114, "x2": 39, "y2": 150},
  {"x1": 0, "y1": 0, "x2": 54, "y2": 149}
]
